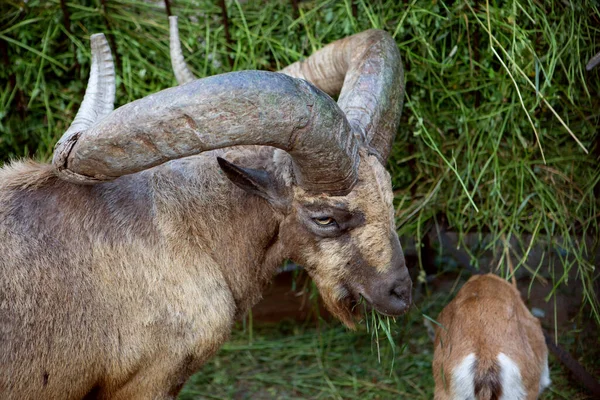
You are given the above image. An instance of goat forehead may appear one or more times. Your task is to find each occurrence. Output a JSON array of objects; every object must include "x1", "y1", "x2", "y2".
[
  {"x1": 293, "y1": 156, "x2": 393, "y2": 218},
  {"x1": 345, "y1": 156, "x2": 396, "y2": 272}
]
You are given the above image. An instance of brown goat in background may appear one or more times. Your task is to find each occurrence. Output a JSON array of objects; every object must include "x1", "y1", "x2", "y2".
[{"x1": 432, "y1": 274, "x2": 550, "y2": 400}]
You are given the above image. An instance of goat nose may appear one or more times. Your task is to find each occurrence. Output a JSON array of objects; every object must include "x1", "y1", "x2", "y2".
[
  {"x1": 389, "y1": 278, "x2": 411, "y2": 312},
  {"x1": 392, "y1": 278, "x2": 410, "y2": 295},
  {"x1": 365, "y1": 272, "x2": 412, "y2": 317},
  {"x1": 391, "y1": 284, "x2": 410, "y2": 303}
]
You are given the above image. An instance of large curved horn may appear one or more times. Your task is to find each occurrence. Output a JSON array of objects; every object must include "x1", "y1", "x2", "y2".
[
  {"x1": 280, "y1": 30, "x2": 405, "y2": 163},
  {"x1": 53, "y1": 70, "x2": 359, "y2": 195},
  {"x1": 169, "y1": 16, "x2": 196, "y2": 85},
  {"x1": 55, "y1": 33, "x2": 115, "y2": 172},
  {"x1": 168, "y1": 22, "x2": 404, "y2": 161}
]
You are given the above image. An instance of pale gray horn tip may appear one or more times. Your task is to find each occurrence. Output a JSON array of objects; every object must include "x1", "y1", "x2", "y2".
[
  {"x1": 89, "y1": 33, "x2": 114, "y2": 66},
  {"x1": 90, "y1": 33, "x2": 106, "y2": 40},
  {"x1": 169, "y1": 14, "x2": 196, "y2": 85},
  {"x1": 90, "y1": 33, "x2": 109, "y2": 48}
]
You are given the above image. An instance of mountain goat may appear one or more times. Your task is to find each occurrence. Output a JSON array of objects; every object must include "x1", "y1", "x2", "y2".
[
  {"x1": 0, "y1": 21, "x2": 410, "y2": 399},
  {"x1": 432, "y1": 274, "x2": 550, "y2": 400}
]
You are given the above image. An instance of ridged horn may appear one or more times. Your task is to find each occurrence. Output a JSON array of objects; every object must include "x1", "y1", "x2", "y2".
[
  {"x1": 53, "y1": 34, "x2": 115, "y2": 182},
  {"x1": 53, "y1": 70, "x2": 359, "y2": 195},
  {"x1": 280, "y1": 29, "x2": 405, "y2": 163},
  {"x1": 169, "y1": 16, "x2": 196, "y2": 85}
]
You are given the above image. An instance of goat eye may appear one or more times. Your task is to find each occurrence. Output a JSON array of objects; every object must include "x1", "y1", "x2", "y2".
[{"x1": 313, "y1": 217, "x2": 336, "y2": 226}]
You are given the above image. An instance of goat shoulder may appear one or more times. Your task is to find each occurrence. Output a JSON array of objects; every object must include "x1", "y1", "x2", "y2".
[{"x1": 0, "y1": 153, "x2": 283, "y2": 398}]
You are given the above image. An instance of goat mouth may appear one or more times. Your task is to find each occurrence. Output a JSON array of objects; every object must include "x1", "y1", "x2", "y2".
[
  {"x1": 344, "y1": 285, "x2": 409, "y2": 318},
  {"x1": 344, "y1": 285, "x2": 374, "y2": 316}
]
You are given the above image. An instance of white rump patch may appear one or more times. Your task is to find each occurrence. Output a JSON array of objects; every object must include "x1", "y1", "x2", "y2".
[
  {"x1": 452, "y1": 353, "x2": 476, "y2": 400},
  {"x1": 498, "y1": 352, "x2": 526, "y2": 400},
  {"x1": 539, "y1": 354, "x2": 551, "y2": 394}
]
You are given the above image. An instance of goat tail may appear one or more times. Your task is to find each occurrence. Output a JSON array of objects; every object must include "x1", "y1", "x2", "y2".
[{"x1": 473, "y1": 358, "x2": 502, "y2": 400}]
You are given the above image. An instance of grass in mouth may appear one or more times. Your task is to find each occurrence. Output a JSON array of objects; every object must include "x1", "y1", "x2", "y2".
[{"x1": 357, "y1": 295, "x2": 401, "y2": 375}]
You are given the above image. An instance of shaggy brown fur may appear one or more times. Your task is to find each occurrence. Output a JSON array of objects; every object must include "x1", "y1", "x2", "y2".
[{"x1": 0, "y1": 146, "x2": 411, "y2": 399}]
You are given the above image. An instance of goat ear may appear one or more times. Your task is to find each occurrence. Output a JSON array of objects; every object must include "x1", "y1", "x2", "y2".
[{"x1": 217, "y1": 157, "x2": 286, "y2": 206}]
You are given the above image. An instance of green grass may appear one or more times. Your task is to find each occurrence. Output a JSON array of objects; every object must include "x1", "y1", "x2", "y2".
[
  {"x1": 1, "y1": 0, "x2": 599, "y2": 397},
  {"x1": 180, "y1": 322, "x2": 430, "y2": 400},
  {"x1": 179, "y1": 270, "x2": 599, "y2": 399}
]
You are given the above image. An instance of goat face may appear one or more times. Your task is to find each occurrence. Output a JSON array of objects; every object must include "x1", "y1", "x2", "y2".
[
  {"x1": 218, "y1": 149, "x2": 412, "y2": 328},
  {"x1": 290, "y1": 152, "x2": 412, "y2": 327}
]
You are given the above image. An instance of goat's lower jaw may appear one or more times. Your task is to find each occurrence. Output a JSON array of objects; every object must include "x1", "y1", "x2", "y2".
[
  {"x1": 343, "y1": 284, "x2": 375, "y2": 317},
  {"x1": 314, "y1": 287, "x2": 356, "y2": 329},
  {"x1": 332, "y1": 291, "x2": 394, "y2": 330},
  {"x1": 335, "y1": 286, "x2": 372, "y2": 328}
]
